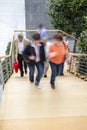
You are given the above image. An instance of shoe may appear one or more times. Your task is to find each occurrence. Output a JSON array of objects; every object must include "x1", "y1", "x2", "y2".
[
  {"x1": 30, "y1": 81, "x2": 34, "y2": 83},
  {"x1": 25, "y1": 69, "x2": 27, "y2": 74},
  {"x1": 51, "y1": 84, "x2": 55, "y2": 89},
  {"x1": 37, "y1": 85, "x2": 41, "y2": 89},
  {"x1": 60, "y1": 73, "x2": 64, "y2": 76},
  {"x1": 44, "y1": 75, "x2": 47, "y2": 78},
  {"x1": 35, "y1": 81, "x2": 39, "y2": 86},
  {"x1": 35, "y1": 81, "x2": 41, "y2": 89},
  {"x1": 21, "y1": 71, "x2": 24, "y2": 77}
]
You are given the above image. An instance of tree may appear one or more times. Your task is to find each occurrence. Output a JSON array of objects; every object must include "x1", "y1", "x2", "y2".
[
  {"x1": 47, "y1": 0, "x2": 87, "y2": 38},
  {"x1": 77, "y1": 30, "x2": 87, "y2": 53},
  {"x1": 5, "y1": 42, "x2": 11, "y2": 55},
  {"x1": 75, "y1": 30, "x2": 87, "y2": 77}
]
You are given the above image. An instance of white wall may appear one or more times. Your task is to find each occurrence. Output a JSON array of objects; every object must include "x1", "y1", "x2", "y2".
[{"x1": 0, "y1": 0, "x2": 25, "y2": 55}]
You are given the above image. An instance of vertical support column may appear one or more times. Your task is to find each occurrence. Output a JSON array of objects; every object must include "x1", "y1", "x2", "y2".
[
  {"x1": 5, "y1": 58, "x2": 9, "y2": 80},
  {"x1": 9, "y1": 56, "x2": 13, "y2": 75},
  {"x1": 68, "y1": 57, "x2": 72, "y2": 73},
  {"x1": 0, "y1": 59, "x2": 4, "y2": 88},
  {"x1": 73, "y1": 40, "x2": 77, "y2": 53}
]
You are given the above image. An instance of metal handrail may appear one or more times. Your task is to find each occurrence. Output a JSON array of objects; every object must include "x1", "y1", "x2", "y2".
[
  {"x1": 69, "y1": 53, "x2": 87, "y2": 81},
  {"x1": 0, "y1": 29, "x2": 87, "y2": 87},
  {"x1": 0, "y1": 32, "x2": 14, "y2": 88},
  {"x1": 70, "y1": 53, "x2": 87, "y2": 57},
  {"x1": 14, "y1": 29, "x2": 77, "y2": 40},
  {"x1": 0, "y1": 29, "x2": 77, "y2": 59}
]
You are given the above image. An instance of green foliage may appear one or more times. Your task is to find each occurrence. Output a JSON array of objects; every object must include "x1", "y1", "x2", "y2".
[
  {"x1": 76, "y1": 30, "x2": 87, "y2": 76},
  {"x1": 77, "y1": 30, "x2": 87, "y2": 53},
  {"x1": 5, "y1": 42, "x2": 11, "y2": 55},
  {"x1": 47, "y1": 0, "x2": 87, "y2": 37}
]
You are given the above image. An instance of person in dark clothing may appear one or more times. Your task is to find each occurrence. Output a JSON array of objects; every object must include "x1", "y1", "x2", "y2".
[{"x1": 23, "y1": 33, "x2": 46, "y2": 88}]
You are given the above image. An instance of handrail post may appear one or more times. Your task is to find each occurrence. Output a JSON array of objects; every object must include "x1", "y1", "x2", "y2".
[
  {"x1": 9, "y1": 56, "x2": 13, "y2": 75},
  {"x1": 0, "y1": 59, "x2": 4, "y2": 88},
  {"x1": 73, "y1": 39, "x2": 77, "y2": 53},
  {"x1": 5, "y1": 58, "x2": 9, "y2": 80}
]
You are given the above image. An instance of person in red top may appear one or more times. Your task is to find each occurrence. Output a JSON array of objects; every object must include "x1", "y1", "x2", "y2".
[{"x1": 49, "y1": 34, "x2": 68, "y2": 89}]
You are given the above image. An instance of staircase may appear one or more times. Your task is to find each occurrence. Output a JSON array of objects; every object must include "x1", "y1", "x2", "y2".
[{"x1": 0, "y1": 30, "x2": 87, "y2": 130}]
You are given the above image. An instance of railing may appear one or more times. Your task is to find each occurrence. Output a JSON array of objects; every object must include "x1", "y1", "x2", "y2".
[
  {"x1": 0, "y1": 29, "x2": 79, "y2": 90},
  {"x1": 0, "y1": 56, "x2": 13, "y2": 87},
  {"x1": 0, "y1": 29, "x2": 78, "y2": 88},
  {"x1": 14, "y1": 29, "x2": 77, "y2": 53},
  {"x1": 69, "y1": 53, "x2": 87, "y2": 81},
  {"x1": 0, "y1": 34, "x2": 13, "y2": 88},
  {"x1": 14, "y1": 29, "x2": 77, "y2": 41}
]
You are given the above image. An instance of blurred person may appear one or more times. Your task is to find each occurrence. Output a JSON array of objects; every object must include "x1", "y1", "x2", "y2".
[
  {"x1": 23, "y1": 33, "x2": 46, "y2": 89},
  {"x1": 12, "y1": 34, "x2": 30, "y2": 77},
  {"x1": 49, "y1": 34, "x2": 69, "y2": 89},
  {"x1": 41, "y1": 37, "x2": 51, "y2": 78},
  {"x1": 37, "y1": 24, "x2": 48, "y2": 38}
]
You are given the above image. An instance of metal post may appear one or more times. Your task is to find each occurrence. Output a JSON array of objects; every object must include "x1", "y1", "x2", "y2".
[
  {"x1": 9, "y1": 56, "x2": 13, "y2": 75},
  {"x1": 5, "y1": 58, "x2": 9, "y2": 80},
  {"x1": 73, "y1": 40, "x2": 77, "y2": 53},
  {"x1": 0, "y1": 59, "x2": 4, "y2": 88}
]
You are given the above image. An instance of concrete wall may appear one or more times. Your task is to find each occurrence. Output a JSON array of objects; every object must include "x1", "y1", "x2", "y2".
[
  {"x1": 0, "y1": 0, "x2": 25, "y2": 55},
  {"x1": 0, "y1": 0, "x2": 53, "y2": 55},
  {"x1": 25, "y1": 0, "x2": 53, "y2": 30}
]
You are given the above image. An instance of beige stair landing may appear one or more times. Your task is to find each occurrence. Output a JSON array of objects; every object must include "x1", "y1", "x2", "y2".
[
  {"x1": 0, "y1": 72, "x2": 87, "y2": 130},
  {"x1": 0, "y1": 117, "x2": 87, "y2": 130}
]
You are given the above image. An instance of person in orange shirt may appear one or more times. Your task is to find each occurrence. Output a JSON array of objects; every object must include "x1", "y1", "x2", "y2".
[{"x1": 49, "y1": 34, "x2": 68, "y2": 89}]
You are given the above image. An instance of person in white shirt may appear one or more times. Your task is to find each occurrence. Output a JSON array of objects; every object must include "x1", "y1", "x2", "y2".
[
  {"x1": 42, "y1": 37, "x2": 51, "y2": 78},
  {"x1": 37, "y1": 24, "x2": 48, "y2": 39},
  {"x1": 12, "y1": 34, "x2": 29, "y2": 77}
]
